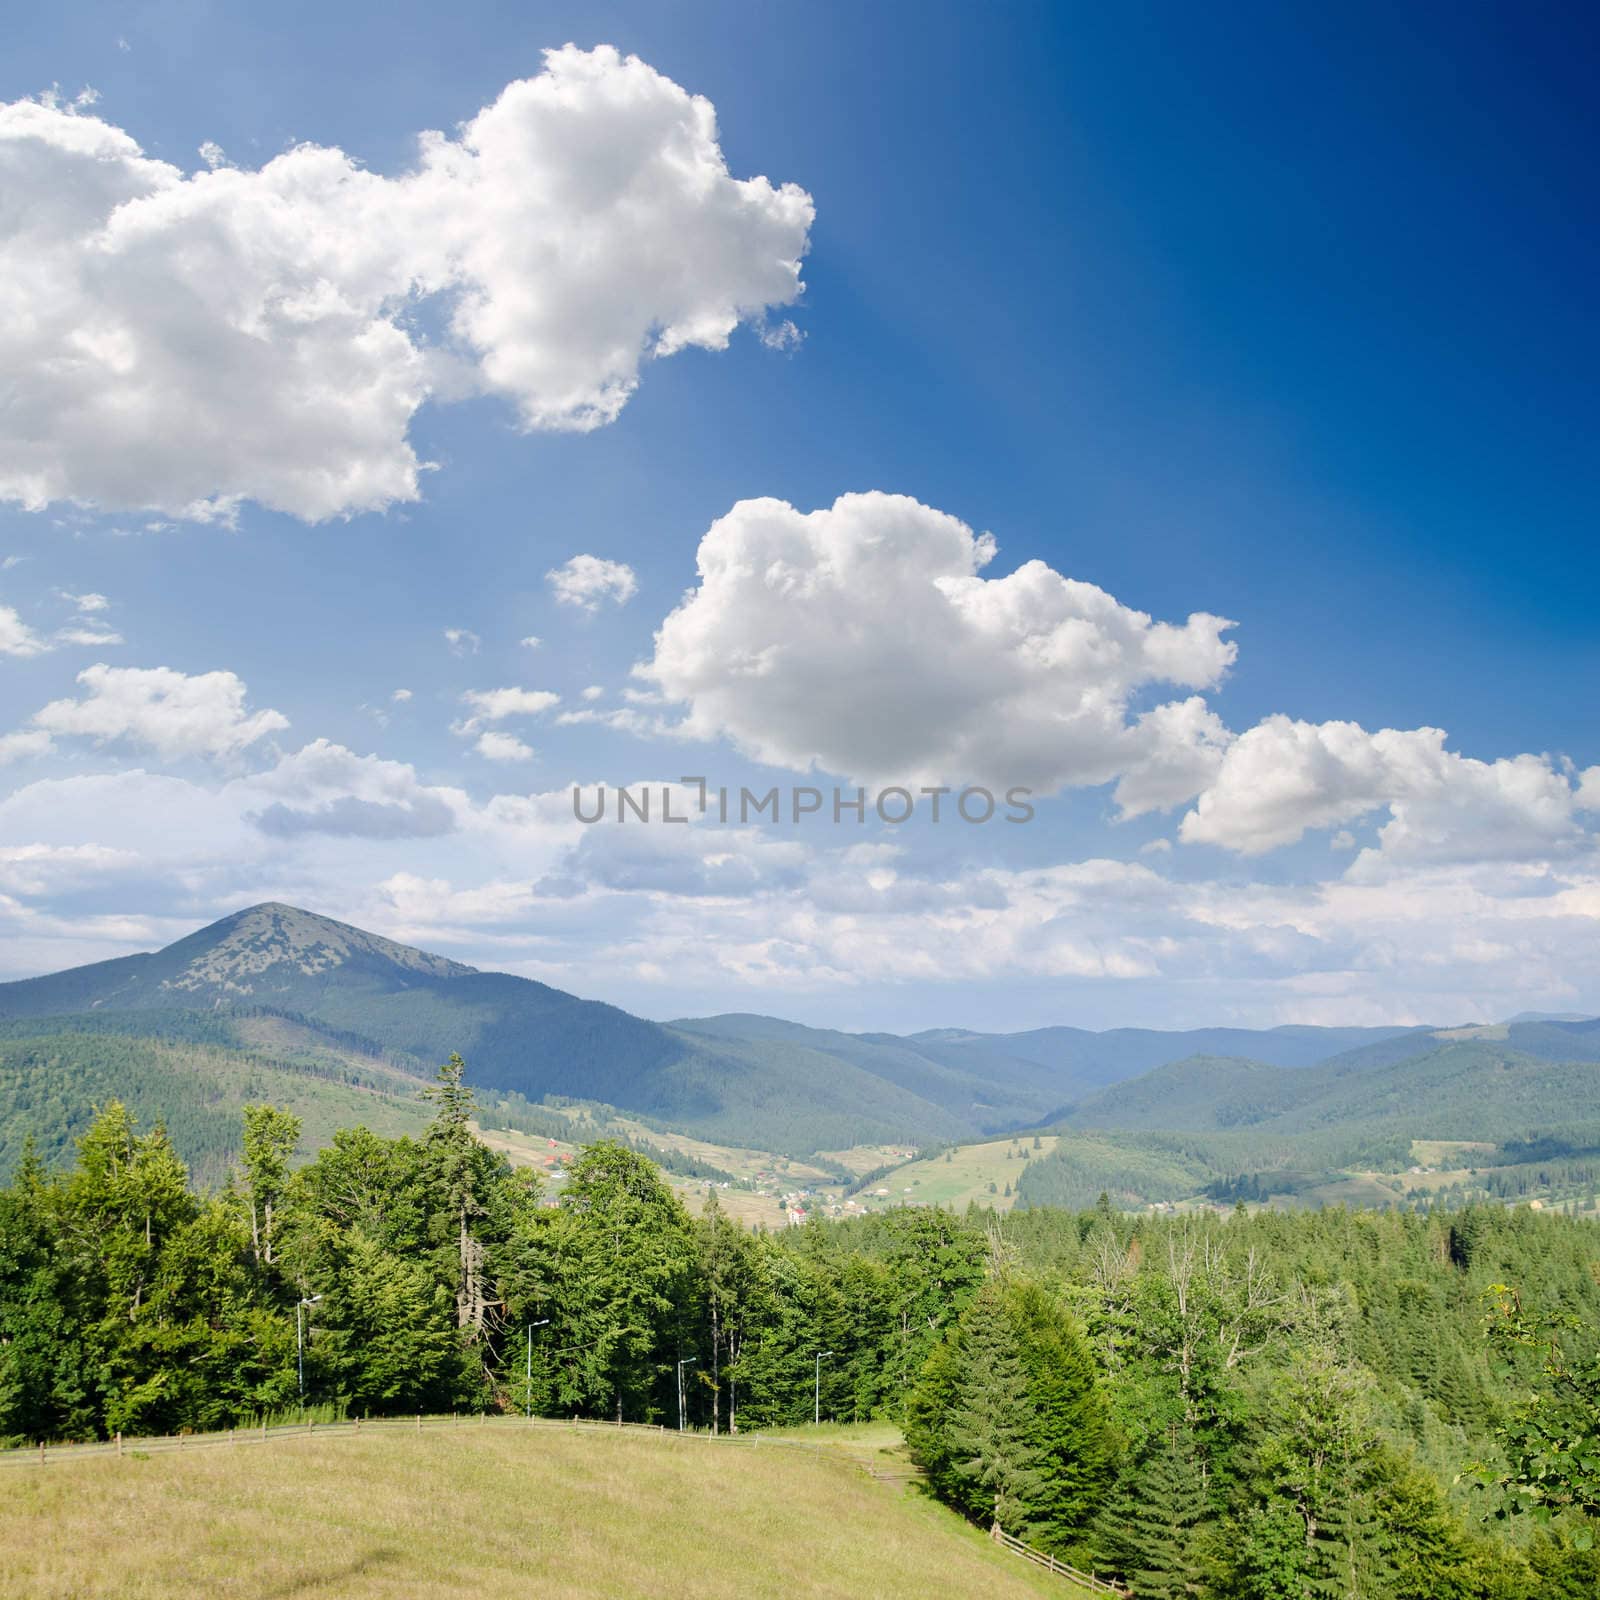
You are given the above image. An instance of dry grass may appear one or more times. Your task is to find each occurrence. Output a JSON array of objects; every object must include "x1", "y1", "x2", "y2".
[{"x1": 0, "y1": 1422, "x2": 1080, "y2": 1599}]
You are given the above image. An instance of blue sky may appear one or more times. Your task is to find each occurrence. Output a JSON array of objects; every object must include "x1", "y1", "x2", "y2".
[{"x1": 1, "y1": 2, "x2": 1596, "y2": 1030}]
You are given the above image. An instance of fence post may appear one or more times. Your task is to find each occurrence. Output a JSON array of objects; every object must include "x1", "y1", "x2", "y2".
[
  {"x1": 416, "y1": 1412, "x2": 422, "y2": 1432},
  {"x1": 116, "y1": 1431, "x2": 123, "y2": 1458},
  {"x1": 38, "y1": 1440, "x2": 44, "y2": 1465}
]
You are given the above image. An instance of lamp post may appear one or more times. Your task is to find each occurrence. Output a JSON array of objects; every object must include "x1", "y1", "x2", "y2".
[
  {"x1": 677, "y1": 1358, "x2": 696, "y2": 1432},
  {"x1": 525, "y1": 1319, "x2": 550, "y2": 1418},
  {"x1": 814, "y1": 1350, "x2": 834, "y2": 1427},
  {"x1": 297, "y1": 1295, "x2": 322, "y2": 1406}
]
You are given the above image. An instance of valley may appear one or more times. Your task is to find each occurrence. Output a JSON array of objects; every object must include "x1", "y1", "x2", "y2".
[{"x1": 4, "y1": 903, "x2": 1600, "y2": 1225}]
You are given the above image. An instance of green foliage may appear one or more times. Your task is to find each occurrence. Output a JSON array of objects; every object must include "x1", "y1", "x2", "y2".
[
  {"x1": 5, "y1": 1061, "x2": 1600, "y2": 1599},
  {"x1": 1475, "y1": 1285, "x2": 1600, "y2": 1523},
  {"x1": 907, "y1": 1276, "x2": 1114, "y2": 1551}
]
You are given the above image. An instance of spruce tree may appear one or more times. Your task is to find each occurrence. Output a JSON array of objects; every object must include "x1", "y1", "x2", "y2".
[
  {"x1": 943, "y1": 1285, "x2": 1046, "y2": 1535},
  {"x1": 1096, "y1": 1432, "x2": 1212, "y2": 1598}
]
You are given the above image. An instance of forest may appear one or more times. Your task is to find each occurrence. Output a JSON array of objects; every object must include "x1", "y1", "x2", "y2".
[{"x1": 3, "y1": 1056, "x2": 1600, "y2": 1599}]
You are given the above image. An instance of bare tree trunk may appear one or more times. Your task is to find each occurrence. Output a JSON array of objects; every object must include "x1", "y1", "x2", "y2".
[{"x1": 710, "y1": 1300, "x2": 721, "y2": 1436}]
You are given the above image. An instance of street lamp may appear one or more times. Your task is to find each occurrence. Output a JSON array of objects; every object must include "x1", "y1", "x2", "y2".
[
  {"x1": 297, "y1": 1295, "x2": 323, "y2": 1405},
  {"x1": 815, "y1": 1350, "x2": 834, "y2": 1427},
  {"x1": 677, "y1": 1358, "x2": 696, "y2": 1432},
  {"x1": 525, "y1": 1319, "x2": 550, "y2": 1418}
]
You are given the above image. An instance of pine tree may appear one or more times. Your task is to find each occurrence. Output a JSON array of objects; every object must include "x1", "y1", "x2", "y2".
[
  {"x1": 1096, "y1": 1432, "x2": 1212, "y2": 1598},
  {"x1": 943, "y1": 1286, "x2": 1047, "y2": 1535}
]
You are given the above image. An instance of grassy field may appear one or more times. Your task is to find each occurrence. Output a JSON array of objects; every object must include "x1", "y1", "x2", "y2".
[
  {"x1": 0, "y1": 1422, "x2": 1086, "y2": 1599},
  {"x1": 863, "y1": 1136, "x2": 1060, "y2": 1212}
]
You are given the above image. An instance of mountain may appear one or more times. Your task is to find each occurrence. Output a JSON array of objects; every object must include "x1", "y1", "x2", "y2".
[
  {"x1": 0, "y1": 905, "x2": 982, "y2": 1156},
  {"x1": 9, "y1": 903, "x2": 1594, "y2": 1186},
  {"x1": 1055, "y1": 1035, "x2": 1600, "y2": 1148},
  {"x1": 670, "y1": 1013, "x2": 1063, "y2": 1128},
  {"x1": 900, "y1": 1021, "x2": 1420, "y2": 1104}
]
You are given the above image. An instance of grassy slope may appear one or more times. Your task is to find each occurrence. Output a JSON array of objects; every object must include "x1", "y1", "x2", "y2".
[
  {"x1": 862, "y1": 1136, "x2": 1062, "y2": 1212},
  {"x1": 0, "y1": 1424, "x2": 1078, "y2": 1600}
]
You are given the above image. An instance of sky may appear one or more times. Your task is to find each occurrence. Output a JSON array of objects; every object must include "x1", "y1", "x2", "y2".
[{"x1": 1, "y1": 1, "x2": 1596, "y2": 1032}]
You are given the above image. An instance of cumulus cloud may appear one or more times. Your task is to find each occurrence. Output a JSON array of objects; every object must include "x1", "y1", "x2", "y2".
[
  {"x1": 1180, "y1": 715, "x2": 1599, "y2": 866},
  {"x1": 243, "y1": 738, "x2": 458, "y2": 838},
  {"x1": 473, "y1": 731, "x2": 535, "y2": 762},
  {"x1": 443, "y1": 628, "x2": 481, "y2": 657},
  {"x1": 639, "y1": 492, "x2": 1237, "y2": 796},
  {"x1": 0, "y1": 46, "x2": 813, "y2": 522},
  {"x1": 31, "y1": 664, "x2": 287, "y2": 760},
  {"x1": 546, "y1": 554, "x2": 638, "y2": 612}
]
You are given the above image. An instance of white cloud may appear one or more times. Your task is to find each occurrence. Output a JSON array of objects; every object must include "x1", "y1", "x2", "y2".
[
  {"x1": 1, "y1": 592, "x2": 123, "y2": 655},
  {"x1": 0, "y1": 601, "x2": 48, "y2": 658},
  {"x1": 0, "y1": 730, "x2": 54, "y2": 765},
  {"x1": 53, "y1": 623, "x2": 124, "y2": 647},
  {"x1": 0, "y1": 47, "x2": 813, "y2": 522},
  {"x1": 0, "y1": 841, "x2": 139, "y2": 895},
  {"x1": 639, "y1": 492, "x2": 1237, "y2": 796},
  {"x1": 520, "y1": 635, "x2": 542, "y2": 650},
  {"x1": 248, "y1": 755, "x2": 458, "y2": 839},
  {"x1": 391, "y1": 688, "x2": 413, "y2": 703},
  {"x1": 30, "y1": 663, "x2": 288, "y2": 760},
  {"x1": 453, "y1": 686, "x2": 560, "y2": 740},
  {"x1": 546, "y1": 554, "x2": 638, "y2": 613},
  {"x1": 457, "y1": 686, "x2": 560, "y2": 724},
  {"x1": 1180, "y1": 715, "x2": 1598, "y2": 867},
  {"x1": 2, "y1": 731, "x2": 1597, "y2": 1026},
  {"x1": 474, "y1": 731, "x2": 535, "y2": 762},
  {"x1": 444, "y1": 628, "x2": 481, "y2": 657},
  {"x1": 581, "y1": 685, "x2": 604, "y2": 701},
  {"x1": 1111, "y1": 697, "x2": 1235, "y2": 818}
]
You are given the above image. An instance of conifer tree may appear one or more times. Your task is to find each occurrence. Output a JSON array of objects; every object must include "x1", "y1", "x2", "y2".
[
  {"x1": 945, "y1": 1285, "x2": 1045, "y2": 1535},
  {"x1": 1096, "y1": 1430, "x2": 1213, "y2": 1598}
]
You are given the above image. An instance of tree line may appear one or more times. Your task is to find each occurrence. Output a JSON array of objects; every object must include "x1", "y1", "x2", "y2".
[{"x1": 3, "y1": 1055, "x2": 1600, "y2": 1597}]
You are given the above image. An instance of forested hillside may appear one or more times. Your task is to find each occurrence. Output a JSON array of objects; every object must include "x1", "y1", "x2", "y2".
[
  {"x1": 4, "y1": 1059, "x2": 1600, "y2": 1598},
  {"x1": 2, "y1": 903, "x2": 1502, "y2": 1161}
]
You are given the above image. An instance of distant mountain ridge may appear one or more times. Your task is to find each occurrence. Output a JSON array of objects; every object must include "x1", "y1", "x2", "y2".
[{"x1": 2, "y1": 903, "x2": 1592, "y2": 1163}]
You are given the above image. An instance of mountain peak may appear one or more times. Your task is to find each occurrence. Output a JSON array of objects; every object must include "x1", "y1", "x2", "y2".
[{"x1": 154, "y1": 902, "x2": 475, "y2": 998}]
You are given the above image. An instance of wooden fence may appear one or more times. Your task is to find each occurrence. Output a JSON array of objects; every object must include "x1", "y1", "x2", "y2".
[
  {"x1": 0, "y1": 1411, "x2": 851, "y2": 1467},
  {"x1": 990, "y1": 1525, "x2": 1130, "y2": 1595}
]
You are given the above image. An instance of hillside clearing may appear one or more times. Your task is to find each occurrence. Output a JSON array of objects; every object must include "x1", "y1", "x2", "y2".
[
  {"x1": 863, "y1": 1135, "x2": 1061, "y2": 1211},
  {"x1": 0, "y1": 1421, "x2": 1087, "y2": 1599}
]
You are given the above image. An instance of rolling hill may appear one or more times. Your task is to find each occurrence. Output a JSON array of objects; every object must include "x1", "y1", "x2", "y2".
[{"x1": 0, "y1": 1421, "x2": 1076, "y2": 1600}]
